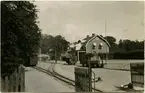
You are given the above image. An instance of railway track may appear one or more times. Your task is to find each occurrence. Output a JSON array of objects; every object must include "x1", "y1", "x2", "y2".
[
  {"x1": 33, "y1": 66, "x2": 75, "y2": 86},
  {"x1": 33, "y1": 63, "x2": 103, "y2": 92}
]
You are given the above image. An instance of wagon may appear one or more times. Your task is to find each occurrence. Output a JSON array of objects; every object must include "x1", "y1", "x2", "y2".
[{"x1": 24, "y1": 53, "x2": 38, "y2": 67}]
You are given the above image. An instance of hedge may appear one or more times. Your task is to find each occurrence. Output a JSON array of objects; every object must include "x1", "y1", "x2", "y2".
[{"x1": 112, "y1": 50, "x2": 144, "y2": 59}]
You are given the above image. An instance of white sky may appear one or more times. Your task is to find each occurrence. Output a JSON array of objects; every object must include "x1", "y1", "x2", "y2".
[{"x1": 34, "y1": 1, "x2": 144, "y2": 43}]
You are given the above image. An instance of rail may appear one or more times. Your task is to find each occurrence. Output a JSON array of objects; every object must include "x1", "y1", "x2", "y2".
[
  {"x1": 33, "y1": 63, "x2": 103, "y2": 92},
  {"x1": 33, "y1": 66, "x2": 75, "y2": 86}
]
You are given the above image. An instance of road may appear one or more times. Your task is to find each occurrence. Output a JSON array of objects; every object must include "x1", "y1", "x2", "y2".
[
  {"x1": 38, "y1": 60, "x2": 142, "y2": 92},
  {"x1": 25, "y1": 67, "x2": 74, "y2": 92},
  {"x1": 53, "y1": 61, "x2": 131, "y2": 92}
]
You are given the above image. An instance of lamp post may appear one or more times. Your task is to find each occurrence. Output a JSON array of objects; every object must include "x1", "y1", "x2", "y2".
[
  {"x1": 88, "y1": 60, "x2": 92, "y2": 92},
  {"x1": 92, "y1": 71, "x2": 96, "y2": 92},
  {"x1": 105, "y1": 20, "x2": 107, "y2": 65},
  {"x1": 55, "y1": 45, "x2": 57, "y2": 63},
  {"x1": 86, "y1": 53, "x2": 93, "y2": 92}
]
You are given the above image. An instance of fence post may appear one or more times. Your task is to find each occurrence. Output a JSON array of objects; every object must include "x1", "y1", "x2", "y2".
[
  {"x1": 19, "y1": 65, "x2": 22, "y2": 92},
  {"x1": 75, "y1": 67, "x2": 90, "y2": 92},
  {"x1": 21, "y1": 65, "x2": 25, "y2": 92},
  {"x1": 1, "y1": 77, "x2": 4, "y2": 92},
  {"x1": 4, "y1": 76, "x2": 9, "y2": 92},
  {"x1": 9, "y1": 74, "x2": 13, "y2": 92},
  {"x1": 15, "y1": 68, "x2": 18, "y2": 91},
  {"x1": 88, "y1": 60, "x2": 92, "y2": 92}
]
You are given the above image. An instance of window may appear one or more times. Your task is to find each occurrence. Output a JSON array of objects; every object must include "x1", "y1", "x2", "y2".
[
  {"x1": 92, "y1": 43, "x2": 96, "y2": 49},
  {"x1": 99, "y1": 43, "x2": 103, "y2": 49}
]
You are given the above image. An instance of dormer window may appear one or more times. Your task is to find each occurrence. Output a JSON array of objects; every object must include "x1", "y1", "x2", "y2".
[
  {"x1": 99, "y1": 43, "x2": 103, "y2": 49},
  {"x1": 92, "y1": 43, "x2": 97, "y2": 49}
]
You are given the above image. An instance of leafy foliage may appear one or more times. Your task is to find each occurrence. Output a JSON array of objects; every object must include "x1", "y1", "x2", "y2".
[
  {"x1": 103, "y1": 36, "x2": 144, "y2": 59},
  {"x1": 104, "y1": 36, "x2": 116, "y2": 45},
  {"x1": 113, "y1": 50, "x2": 144, "y2": 59},
  {"x1": 41, "y1": 34, "x2": 70, "y2": 59},
  {"x1": 2, "y1": 1, "x2": 41, "y2": 76},
  {"x1": 118, "y1": 39, "x2": 144, "y2": 52}
]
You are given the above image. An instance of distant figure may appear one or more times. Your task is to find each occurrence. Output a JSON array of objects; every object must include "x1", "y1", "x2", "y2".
[
  {"x1": 98, "y1": 53, "x2": 103, "y2": 61},
  {"x1": 55, "y1": 57, "x2": 57, "y2": 63}
]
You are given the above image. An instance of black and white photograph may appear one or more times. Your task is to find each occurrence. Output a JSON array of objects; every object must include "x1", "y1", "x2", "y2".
[{"x1": 1, "y1": 1, "x2": 144, "y2": 93}]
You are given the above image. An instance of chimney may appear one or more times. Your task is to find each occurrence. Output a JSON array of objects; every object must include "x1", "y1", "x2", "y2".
[
  {"x1": 92, "y1": 33, "x2": 95, "y2": 37},
  {"x1": 86, "y1": 35, "x2": 89, "y2": 38},
  {"x1": 78, "y1": 40, "x2": 81, "y2": 43}
]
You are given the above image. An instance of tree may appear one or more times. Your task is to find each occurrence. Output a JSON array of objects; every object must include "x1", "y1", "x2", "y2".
[
  {"x1": 2, "y1": 1, "x2": 41, "y2": 76},
  {"x1": 104, "y1": 36, "x2": 121, "y2": 53},
  {"x1": 118, "y1": 39, "x2": 144, "y2": 52},
  {"x1": 104, "y1": 36, "x2": 116, "y2": 45},
  {"x1": 119, "y1": 39, "x2": 123, "y2": 48},
  {"x1": 41, "y1": 34, "x2": 54, "y2": 54},
  {"x1": 41, "y1": 34, "x2": 70, "y2": 59}
]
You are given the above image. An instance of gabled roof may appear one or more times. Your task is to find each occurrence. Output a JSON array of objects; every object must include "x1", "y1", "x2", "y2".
[
  {"x1": 86, "y1": 35, "x2": 111, "y2": 47},
  {"x1": 69, "y1": 34, "x2": 111, "y2": 51}
]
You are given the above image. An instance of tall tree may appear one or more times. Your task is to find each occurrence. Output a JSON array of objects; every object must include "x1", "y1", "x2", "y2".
[
  {"x1": 104, "y1": 36, "x2": 116, "y2": 45},
  {"x1": 2, "y1": 1, "x2": 41, "y2": 76},
  {"x1": 41, "y1": 34, "x2": 54, "y2": 54},
  {"x1": 41, "y1": 34, "x2": 70, "y2": 58},
  {"x1": 118, "y1": 39, "x2": 144, "y2": 52}
]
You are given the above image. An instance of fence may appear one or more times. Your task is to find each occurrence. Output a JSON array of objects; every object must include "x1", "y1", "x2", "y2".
[
  {"x1": 1, "y1": 65, "x2": 25, "y2": 92},
  {"x1": 75, "y1": 67, "x2": 91, "y2": 92},
  {"x1": 130, "y1": 63, "x2": 144, "y2": 88}
]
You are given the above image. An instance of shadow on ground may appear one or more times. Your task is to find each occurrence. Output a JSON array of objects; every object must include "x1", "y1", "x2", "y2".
[
  {"x1": 115, "y1": 86, "x2": 143, "y2": 92},
  {"x1": 25, "y1": 69, "x2": 32, "y2": 72}
]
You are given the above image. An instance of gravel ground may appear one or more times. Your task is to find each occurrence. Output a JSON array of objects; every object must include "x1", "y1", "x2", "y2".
[
  {"x1": 104, "y1": 60, "x2": 144, "y2": 70},
  {"x1": 53, "y1": 60, "x2": 144, "y2": 92},
  {"x1": 25, "y1": 67, "x2": 74, "y2": 92},
  {"x1": 37, "y1": 61, "x2": 53, "y2": 70},
  {"x1": 37, "y1": 60, "x2": 144, "y2": 92}
]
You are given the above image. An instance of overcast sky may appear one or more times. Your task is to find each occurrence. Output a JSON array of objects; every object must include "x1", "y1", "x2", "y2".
[{"x1": 34, "y1": 1, "x2": 144, "y2": 43}]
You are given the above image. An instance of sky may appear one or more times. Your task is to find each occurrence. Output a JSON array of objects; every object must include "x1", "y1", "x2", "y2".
[{"x1": 34, "y1": 1, "x2": 144, "y2": 43}]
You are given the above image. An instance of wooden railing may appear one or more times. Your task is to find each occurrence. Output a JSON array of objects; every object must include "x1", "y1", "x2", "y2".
[{"x1": 1, "y1": 65, "x2": 25, "y2": 92}]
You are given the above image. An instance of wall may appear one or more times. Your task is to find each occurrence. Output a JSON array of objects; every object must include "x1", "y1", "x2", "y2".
[
  {"x1": 86, "y1": 36, "x2": 109, "y2": 54},
  {"x1": 1, "y1": 65, "x2": 25, "y2": 92}
]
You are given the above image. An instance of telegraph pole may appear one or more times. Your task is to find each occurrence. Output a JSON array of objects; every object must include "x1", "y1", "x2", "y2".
[
  {"x1": 88, "y1": 57, "x2": 92, "y2": 92},
  {"x1": 105, "y1": 20, "x2": 107, "y2": 65},
  {"x1": 55, "y1": 37, "x2": 57, "y2": 63},
  {"x1": 39, "y1": 34, "x2": 42, "y2": 62},
  {"x1": 88, "y1": 60, "x2": 91, "y2": 92}
]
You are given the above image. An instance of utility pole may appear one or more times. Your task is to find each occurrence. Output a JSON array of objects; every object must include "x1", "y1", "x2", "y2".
[
  {"x1": 55, "y1": 37, "x2": 57, "y2": 63},
  {"x1": 105, "y1": 20, "x2": 107, "y2": 65},
  {"x1": 55, "y1": 46, "x2": 57, "y2": 63},
  {"x1": 88, "y1": 58, "x2": 92, "y2": 92},
  {"x1": 39, "y1": 35, "x2": 42, "y2": 62}
]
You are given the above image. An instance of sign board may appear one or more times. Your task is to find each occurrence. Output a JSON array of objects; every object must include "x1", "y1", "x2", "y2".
[
  {"x1": 130, "y1": 63, "x2": 144, "y2": 87},
  {"x1": 75, "y1": 67, "x2": 91, "y2": 92}
]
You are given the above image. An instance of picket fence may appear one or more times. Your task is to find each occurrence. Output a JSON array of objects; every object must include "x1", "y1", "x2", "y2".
[{"x1": 1, "y1": 65, "x2": 25, "y2": 92}]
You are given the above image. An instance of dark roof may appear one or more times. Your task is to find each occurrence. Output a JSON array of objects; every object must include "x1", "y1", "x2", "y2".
[
  {"x1": 82, "y1": 36, "x2": 93, "y2": 45},
  {"x1": 96, "y1": 35, "x2": 111, "y2": 47},
  {"x1": 80, "y1": 36, "x2": 94, "y2": 50}
]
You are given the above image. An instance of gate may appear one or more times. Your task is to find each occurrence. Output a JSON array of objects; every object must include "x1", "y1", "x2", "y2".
[
  {"x1": 130, "y1": 63, "x2": 144, "y2": 88},
  {"x1": 75, "y1": 67, "x2": 91, "y2": 92}
]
